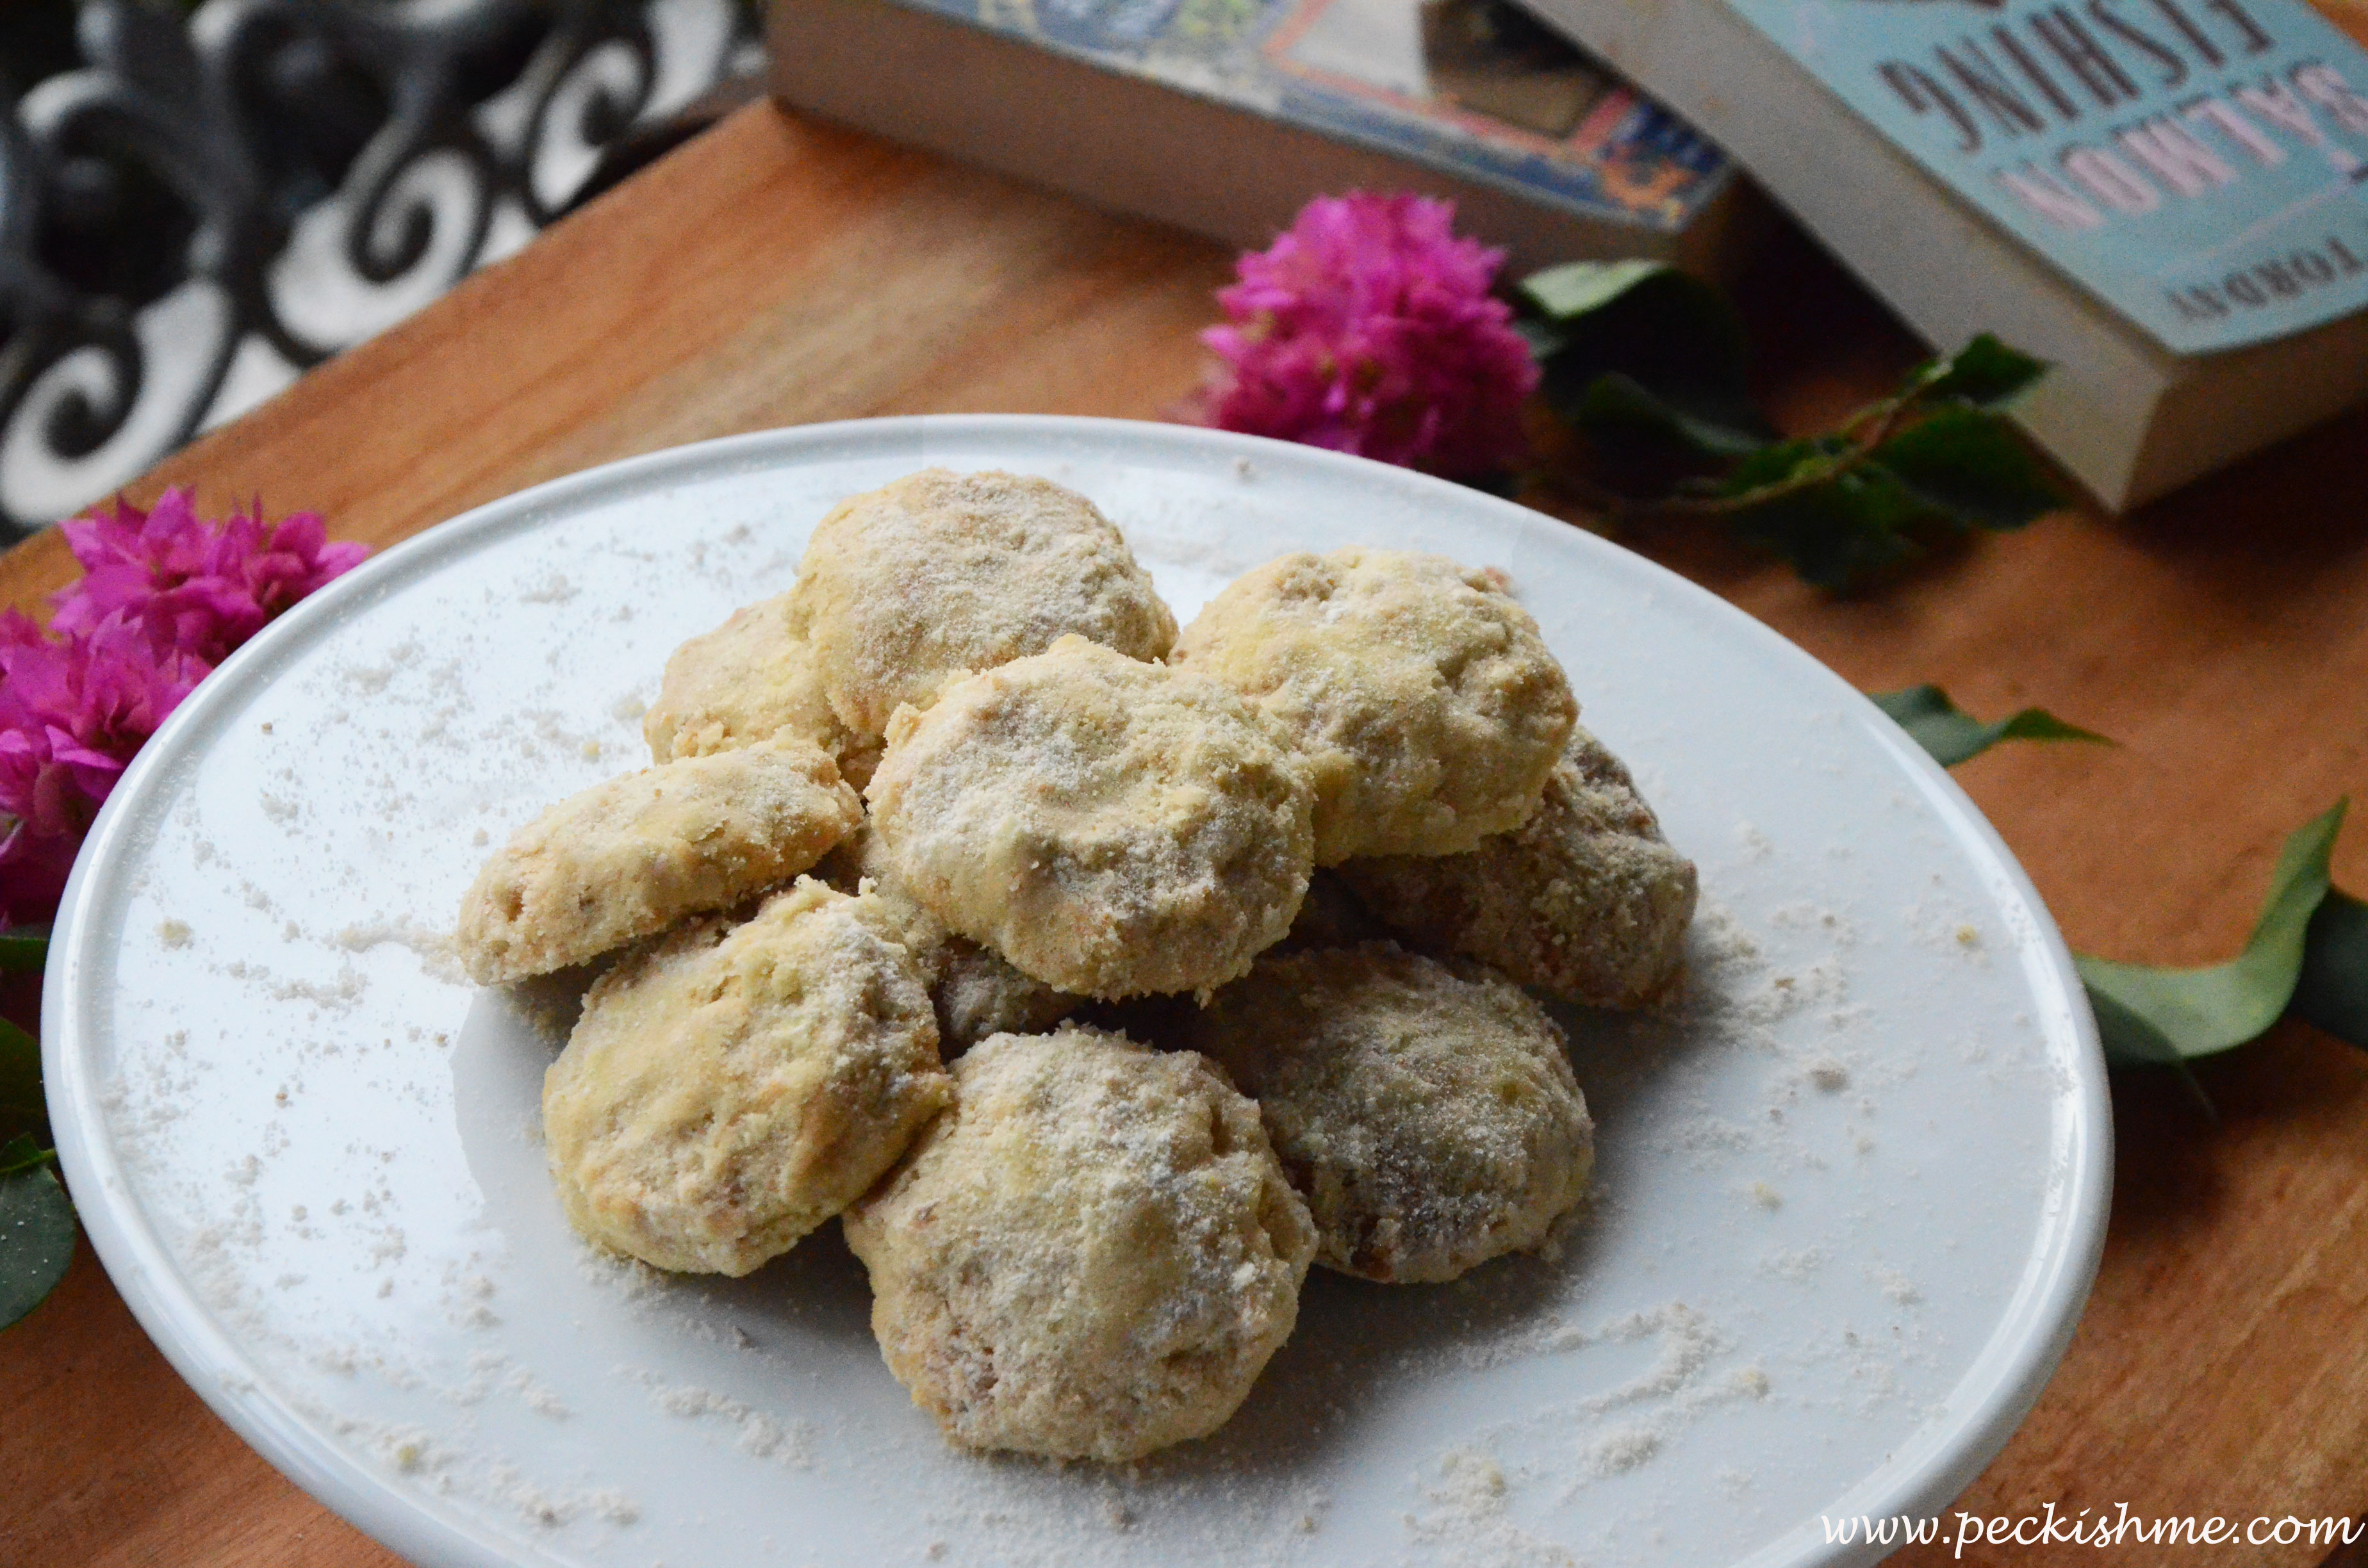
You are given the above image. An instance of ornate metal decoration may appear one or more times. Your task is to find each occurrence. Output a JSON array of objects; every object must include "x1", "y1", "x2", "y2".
[{"x1": 0, "y1": 0, "x2": 757, "y2": 537}]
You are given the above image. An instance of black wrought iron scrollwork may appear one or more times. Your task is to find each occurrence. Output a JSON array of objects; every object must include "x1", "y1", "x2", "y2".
[{"x1": 0, "y1": 0, "x2": 759, "y2": 537}]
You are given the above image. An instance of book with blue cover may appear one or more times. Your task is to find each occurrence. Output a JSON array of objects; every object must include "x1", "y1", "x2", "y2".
[
  {"x1": 1722, "y1": 0, "x2": 2368, "y2": 354},
  {"x1": 1506, "y1": 0, "x2": 2368, "y2": 505},
  {"x1": 768, "y1": 0, "x2": 1763, "y2": 274}
]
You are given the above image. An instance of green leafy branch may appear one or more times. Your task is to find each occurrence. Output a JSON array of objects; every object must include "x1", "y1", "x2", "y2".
[
  {"x1": 1874, "y1": 689, "x2": 2368, "y2": 1080},
  {"x1": 0, "y1": 931, "x2": 71, "y2": 1332},
  {"x1": 2079, "y1": 803, "x2": 2368, "y2": 1070},
  {"x1": 1519, "y1": 262, "x2": 2062, "y2": 589},
  {"x1": 1872, "y1": 685, "x2": 2110, "y2": 768}
]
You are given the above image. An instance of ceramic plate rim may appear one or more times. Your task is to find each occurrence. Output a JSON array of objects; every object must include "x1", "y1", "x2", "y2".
[{"x1": 45, "y1": 414, "x2": 2113, "y2": 1568}]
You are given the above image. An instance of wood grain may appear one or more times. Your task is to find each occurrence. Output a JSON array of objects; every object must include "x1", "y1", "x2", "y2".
[{"x1": 2, "y1": 100, "x2": 2364, "y2": 1567}]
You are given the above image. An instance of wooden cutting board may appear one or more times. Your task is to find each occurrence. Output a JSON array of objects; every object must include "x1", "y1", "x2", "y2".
[{"x1": 1, "y1": 103, "x2": 2362, "y2": 1568}]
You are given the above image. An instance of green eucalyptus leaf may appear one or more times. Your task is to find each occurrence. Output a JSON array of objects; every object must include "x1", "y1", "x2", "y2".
[
  {"x1": 2289, "y1": 887, "x2": 2368, "y2": 1049},
  {"x1": 0, "y1": 1017, "x2": 43, "y2": 1146},
  {"x1": 1722, "y1": 453, "x2": 1924, "y2": 590},
  {"x1": 1871, "y1": 685, "x2": 2110, "y2": 767},
  {"x1": 0, "y1": 1133, "x2": 51, "y2": 1179},
  {"x1": 1574, "y1": 374, "x2": 1771, "y2": 461},
  {"x1": 2075, "y1": 801, "x2": 2345, "y2": 1065},
  {"x1": 0, "y1": 1142, "x2": 72, "y2": 1330},
  {"x1": 1871, "y1": 409, "x2": 2060, "y2": 531},
  {"x1": 1921, "y1": 334, "x2": 2048, "y2": 409},
  {"x1": 1519, "y1": 259, "x2": 1671, "y2": 321},
  {"x1": 0, "y1": 926, "x2": 48, "y2": 973},
  {"x1": 1510, "y1": 314, "x2": 1568, "y2": 364},
  {"x1": 1714, "y1": 434, "x2": 1851, "y2": 496},
  {"x1": 2083, "y1": 983, "x2": 2187, "y2": 1066},
  {"x1": 1520, "y1": 263, "x2": 1770, "y2": 455}
]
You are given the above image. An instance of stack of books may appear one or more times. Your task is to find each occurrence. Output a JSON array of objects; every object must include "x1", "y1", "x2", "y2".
[
  {"x1": 1502, "y1": 0, "x2": 2368, "y2": 506},
  {"x1": 767, "y1": 0, "x2": 1761, "y2": 275},
  {"x1": 768, "y1": 0, "x2": 2368, "y2": 507}
]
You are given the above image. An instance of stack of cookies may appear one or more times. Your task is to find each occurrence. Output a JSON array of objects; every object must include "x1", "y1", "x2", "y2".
[{"x1": 453, "y1": 469, "x2": 1697, "y2": 1462}]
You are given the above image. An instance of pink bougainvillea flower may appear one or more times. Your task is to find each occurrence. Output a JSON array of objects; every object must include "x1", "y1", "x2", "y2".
[
  {"x1": 0, "y1": 817, "x2": 79, "y2": 928},
  {"x1": 51, "y1": 487, "x2": 369, "y2": 664},
  {"x1": 1196, "y1": 192, "x2": 1538, "y2": 478},
  {"x1": 0, "y1": 609, "x2": 210, "y2": 923},
  {"x1": 0, "y1": 491, "x2": 366, "y2": 924}
]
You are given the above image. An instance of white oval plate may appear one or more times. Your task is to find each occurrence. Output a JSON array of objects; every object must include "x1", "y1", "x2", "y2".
[{"x1": 49, "y1": 416, "x2": 2108, "y2": 1568}]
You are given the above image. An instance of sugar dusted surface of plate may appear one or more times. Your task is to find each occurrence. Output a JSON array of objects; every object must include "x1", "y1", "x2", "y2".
[{"x1": 48, "y1": 417, "x2": 2108, "y2": 1568}]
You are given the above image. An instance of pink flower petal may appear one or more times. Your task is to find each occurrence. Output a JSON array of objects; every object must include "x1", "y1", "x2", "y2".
[
  {"x1": 1197, "y1": 193, "x2": 1536, "y2": 478},
  {"x1": 3, "y1": 492, "x2": 365, "y2": 925},
  {"x1": 50, "y1": 489, "x2": 368, "y2": 665}
]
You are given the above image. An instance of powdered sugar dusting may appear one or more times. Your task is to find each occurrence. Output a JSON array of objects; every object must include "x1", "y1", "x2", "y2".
[
  {"x1": 56, "y1": 430, "x2": 2092, "y2": 1568},
  {"x1": 626, "y1": 1369, "x2": 817, "y2": 1470}
]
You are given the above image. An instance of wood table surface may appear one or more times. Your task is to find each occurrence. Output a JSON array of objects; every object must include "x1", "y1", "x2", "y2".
[{"x1": 4, "y1": 102, "x2": 2366, "y2": 1568}]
